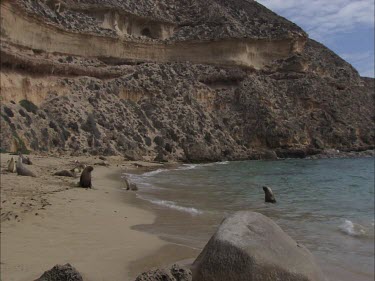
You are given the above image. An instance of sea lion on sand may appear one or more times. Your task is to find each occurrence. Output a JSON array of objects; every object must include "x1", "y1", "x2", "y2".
[
  {"x1": 7, "y1": 157, "x2": 17, "y2": 173},
  {"x1": 16, "y1": 156, "x2": 36, "y2": 177},
  {"x1": 79, "y1": 166, "x2": 93, "y2": 188},
  {"x1": 71, "y1": 162, "x2": 86, "y2": 174},
  {"x1": 20, "y1": 154, "x2": 32, "y2": 165},
  {"x1": 54, "y1": 170, "x2": 76, "y2": 177},
  {"x1": 263, "y1": 186, "x2": 276, "y2": 203}
]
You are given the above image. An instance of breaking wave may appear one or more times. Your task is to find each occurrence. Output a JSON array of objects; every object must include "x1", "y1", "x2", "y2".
[
  {"x1": 339, "y1": 219, "x2": 366, "y2": 237},
  {"x1": 137, "y1": 195, "x2": 203, "y2": 215}
]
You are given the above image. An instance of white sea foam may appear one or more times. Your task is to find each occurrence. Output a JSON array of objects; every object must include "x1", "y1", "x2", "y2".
[
  {"x1": 137, "y1": 195, "x2": 203, "y2": 215},
  {"x1": 216, "y1": 161, "x2": 230, "y2": 165},
  {"x1": 339, "y1": 219, "x2": 366, "y2": 237},
  {"x1": 179, "y1": 164, "x2": 198, "y2": 170},
  {"x1": 142, "y1": 169, "x2": 168, "y2": 177}
]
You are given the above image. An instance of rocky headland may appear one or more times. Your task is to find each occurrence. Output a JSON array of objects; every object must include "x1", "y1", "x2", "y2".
[{"x1": 1, "y1": 0, "x2": 373, "y2": 162}]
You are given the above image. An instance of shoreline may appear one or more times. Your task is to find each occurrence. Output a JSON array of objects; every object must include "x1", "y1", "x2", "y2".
[
  {"x1": 1, "y1": 153, "x2": 373, "y2": 280},
  {"x1": 0, "y1": 153, "x2": 195, "y2": 281},
  {"x1": 126, "y1": 157, "x2": 374, "y2": 281}
]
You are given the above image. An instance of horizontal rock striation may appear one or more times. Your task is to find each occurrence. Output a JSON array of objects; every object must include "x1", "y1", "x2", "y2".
[
  {"x1": 1, "y1": 1, "x2": 304, "y2": 70},
  {"x1": 1, "y1": 0, "x2": 373, "y2": 161}
]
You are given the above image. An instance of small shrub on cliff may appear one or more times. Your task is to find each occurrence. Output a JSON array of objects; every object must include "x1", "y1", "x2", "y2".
[
  {"x1": 12, "y1": 132, "x2": 30, "y2": 154},
  {"x1": 20, "y1": 100, "x2": 38, "y2": 114},
  {"x1": 81, "y1": 113, "x2": 101, "y2": 138},
  {"x1": 1, "y1": 114, "x2": 11, "y2": 124},
  {"x1": 3, "y1": 106, "x2": 14, "y2": 117}
]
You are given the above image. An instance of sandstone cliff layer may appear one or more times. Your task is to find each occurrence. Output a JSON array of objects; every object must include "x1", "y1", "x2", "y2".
[{"x1": 1, "y1": 0, "x2": 374, "y2": 161}]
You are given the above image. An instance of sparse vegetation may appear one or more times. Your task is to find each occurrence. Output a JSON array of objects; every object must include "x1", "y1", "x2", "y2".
[
  {"x1": 81, "y1": 113, "x2": 101, "y2": 138},
  {"x1": 1, "y1": 114, "x2": 11, "y2": 124},
  {"x1": 20, "y1": 100, "x2": 38, "y2": 114},
  {"x1": 3, "y1": 106, "x2": 14, "y2": 117},
  {"x1": 12, "y1": 132, "x2": 30, "y2": 154}
]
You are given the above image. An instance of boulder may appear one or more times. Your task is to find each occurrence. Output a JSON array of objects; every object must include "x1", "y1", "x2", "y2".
[
  {"x1": 192, "y1": 211, "x2": 326, "y2": 281},
  {"x1": 34, "y1": 263, "x2": 83, "y2": 281},
  {"x1": 154, "y1": 151, "x2": 168, "y2": 163},
  {"x1": 135, "y1": 264, "x2": 192, "y2": 281}
]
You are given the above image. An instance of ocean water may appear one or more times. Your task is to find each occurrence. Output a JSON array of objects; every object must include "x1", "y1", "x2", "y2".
[{"x1": 126, "y1": 158, "x2": 374, "y2": 281}]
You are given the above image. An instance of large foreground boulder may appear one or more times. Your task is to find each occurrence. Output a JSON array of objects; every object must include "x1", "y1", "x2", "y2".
[
  {"x1": 34, "y1": 263, "x2": 83, "y2": 281},
  {"x1": 135, "y1": 264, "x2": 192, "y2": 281},
  {"x1": 192, "y1": 211, "x2": 326, "y2": 281}
]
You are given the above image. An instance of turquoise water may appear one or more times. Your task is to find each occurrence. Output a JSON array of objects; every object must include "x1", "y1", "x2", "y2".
[{"x1": 128, "y1": 158, "x2": 374, "y2": 280}]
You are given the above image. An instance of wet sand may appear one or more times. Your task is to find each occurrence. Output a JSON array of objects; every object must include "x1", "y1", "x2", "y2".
[{"x1": 0, "y1": 153, "x2": 195, "y2": 281}]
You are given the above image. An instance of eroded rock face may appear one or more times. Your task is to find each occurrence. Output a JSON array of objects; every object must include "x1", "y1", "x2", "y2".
[
  {"x1": 34, "y1": 263, "x2": 83, "y2": 281},
  {"x1": 0, "y1": 0, "x2": 373, "y2": 161},
  {"x1": 192, "y1": 211, "x2": 326, "y2": 281},
  {"x1": 135, "y1": 264, "x2": 192, "y2": 281}
]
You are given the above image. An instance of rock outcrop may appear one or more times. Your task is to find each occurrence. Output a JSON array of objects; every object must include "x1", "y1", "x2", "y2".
[
  {"x1": 192, "y1": 211, "x2": 327, "y2": 281},
  {"x1": 34, "y1": 263, "x2": 83, "y2": 281},
  {"x1": 135, "y1": 264, "x2": 192, "y2": 281},
  {"x1": 1, "y1": 0, "x2": 373, "y2": 161}
]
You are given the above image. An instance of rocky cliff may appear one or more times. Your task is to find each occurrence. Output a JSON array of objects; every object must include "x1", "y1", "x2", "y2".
[{"x1": 1, "y1": 0, "x2": 374, "y2": 161}]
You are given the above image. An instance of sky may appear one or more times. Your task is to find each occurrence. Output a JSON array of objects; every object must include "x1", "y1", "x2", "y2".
[{"x1": 257, "y1": 0, "x2": 375, "y2": 77}]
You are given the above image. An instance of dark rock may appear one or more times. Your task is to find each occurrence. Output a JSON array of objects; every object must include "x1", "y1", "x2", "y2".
[
  {"x1": 124, "y1": 150, "x2": 143, "y2": 161},
  {"x1": 154, "y1": 151, "x2": 168, "y2": 163},
  {"x1": 192, "y1": 211, "x2": 326, "y2": 281},
  {"x1": 135, "y1": 264, "x2": 192, "y2": 281},
  {"x1": 34, "y1": 263, "x2": 83, "y2": 281}
]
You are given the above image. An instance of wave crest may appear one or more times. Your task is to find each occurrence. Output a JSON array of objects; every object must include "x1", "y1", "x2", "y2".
[
  {"x1": 339, "y1": 219, "x2": 366, "y2": 237},
  {"x1": 138, "y1": 195, "x2": 203, "y2": 215}
]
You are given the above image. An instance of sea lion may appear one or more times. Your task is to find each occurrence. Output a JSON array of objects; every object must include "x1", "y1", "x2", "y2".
[
  {"x1": 20, "y1": 154, "x2": 32, "y2": 165},
  {"x1": 263, "y1": 186, "x2": 276, "y2": 203},
  {"x1": 7, "y1": 157, "x2": 17, "y2": 173},
  {"x1": 71, "y1": 162, "x2": 86, "y2": 174},
  {"x1": 16, "y1": 156, "x2": 36, "y2": 177},
  {"x1": 123, "y1": 177, "x2": 138, "y2": 191},
  {"x1": 130, "y1": 182, "x2": 138, "y2": 191},
  {"x1": 79, "y1": 166, "x2": 93, "y2": 188},
  {"x1": 54, "y1": 170, "x2": 76, "y2": 177}
]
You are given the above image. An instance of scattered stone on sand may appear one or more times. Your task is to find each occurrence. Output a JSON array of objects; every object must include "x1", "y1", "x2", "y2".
[
  {"x1": 34, "y1": 263, "x2": 83, "y2": 281},
  {"x1": 263, "y1": 186, "x2": 276, "y2": 203},
  {"x1": 94, "y1": 161, "x2": 110, "y2": 167},
  {"x1": 192, "y1": 211, "x2": 327, "y2": 281},
  {"x1": 135, "y1": 264, "x2": 192, "y2": 281},
  {"x1": 71, "y1": 162, "x2": 86, "y2": 174},
  {"x1": 16, "y1": 156, "x2": 36, "y2": 177}
]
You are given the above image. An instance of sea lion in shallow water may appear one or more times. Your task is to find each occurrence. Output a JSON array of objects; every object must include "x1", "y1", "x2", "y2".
[
  {"x1": 16, "y1": 156, "x2": 36, "y2": 177},
  {"x1": 7, "y1": 157, "x2": 17, "y2": 173},
  {"x1": 263, "y1": 186, "x2": 276, "y2": 203},
  {"x1": 79, "y1": 166, "x2": 93, "y2": 188}
]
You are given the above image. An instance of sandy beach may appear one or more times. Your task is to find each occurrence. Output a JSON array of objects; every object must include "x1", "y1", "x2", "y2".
[{"x1": 0, "y1": 154, "x2": 197, "y2": 281}]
